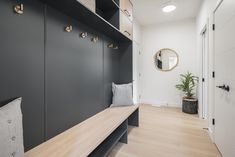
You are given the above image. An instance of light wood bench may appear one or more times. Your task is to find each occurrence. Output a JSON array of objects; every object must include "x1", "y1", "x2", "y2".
[{"x1": 25, "y1": 105, "x2": 139, "y2": 157}]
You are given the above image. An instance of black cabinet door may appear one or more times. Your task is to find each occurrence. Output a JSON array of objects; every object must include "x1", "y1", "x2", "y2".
[
  {"x1": 45, "y1": 7, "x2": 104, "y2": 139},
  {"x1": 0, "y1": 0, "x2": 45, "y2": 150}
]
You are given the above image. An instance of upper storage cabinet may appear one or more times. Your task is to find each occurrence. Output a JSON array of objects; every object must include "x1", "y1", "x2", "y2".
[
  {"x1": 41, "y1": 0, "x2": 133, "y2": 41},
  {"x1": 120, "y1": 0, "x2": 133, "y2": 21},
  {"x1": 96, "y1": 0, "x2": 120, "y2": 29},
  {"x1": 119, "y1": 0, "x2": 133, "y2": 40},
  {"x1": 120, "y1": 11, "x2": 132, "y2": 40}
]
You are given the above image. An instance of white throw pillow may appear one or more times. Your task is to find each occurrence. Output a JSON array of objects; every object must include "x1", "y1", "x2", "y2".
[
  {"x1": 0, "y1": 98, "x2": 24, "y2": 157},
  {"x1": 111, "y1": 82, "x2": 133, "y2": 107}
]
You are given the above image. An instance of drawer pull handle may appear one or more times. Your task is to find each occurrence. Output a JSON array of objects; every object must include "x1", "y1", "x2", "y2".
[
  {"x1": 124, "y1": 31, "x2": 131, "y2": 36},
  {"x1": 124, "y1": 9, "x2": 131, "y2": 17}
]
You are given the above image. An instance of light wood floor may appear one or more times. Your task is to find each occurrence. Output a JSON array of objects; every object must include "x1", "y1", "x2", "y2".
[{"x1": 108, "y1": 104, "x2": 222, "y2": 157}]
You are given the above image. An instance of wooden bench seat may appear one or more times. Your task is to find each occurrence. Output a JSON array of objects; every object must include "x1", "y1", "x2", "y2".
[{"x1": 25, "y1": 105, "x2": 139, "y2": 157}]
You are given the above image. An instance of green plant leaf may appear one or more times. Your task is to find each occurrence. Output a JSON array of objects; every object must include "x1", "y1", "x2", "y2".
[{"x1": 175, "y1": 72, "x2": 198, "y2": 98}]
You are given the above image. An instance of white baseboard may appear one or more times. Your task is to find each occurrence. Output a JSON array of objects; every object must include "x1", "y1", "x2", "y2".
[
  {"x1": 140, "y1": 99, "x2": 181, "y2": 108},
  {"x1": 208, "y1": 127, "x2": 215, "y2": 142},
  {"x1": 151, "y1": 104, "x2": 163, "y2": 107}
]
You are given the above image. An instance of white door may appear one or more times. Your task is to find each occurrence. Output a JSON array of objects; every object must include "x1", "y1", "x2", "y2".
[{"x1": 214, "y1": 0, "x2": 235, "y2": 156}]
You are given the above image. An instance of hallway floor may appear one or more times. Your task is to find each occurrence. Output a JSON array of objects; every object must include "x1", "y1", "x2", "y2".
[{"x1": 108, "y1": 104, "x2": 221, "y2": 157}]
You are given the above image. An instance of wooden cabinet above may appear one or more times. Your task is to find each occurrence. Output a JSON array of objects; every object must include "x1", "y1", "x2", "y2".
[
  {"x1": 120, "y1": 0, "x2": 133, "y2": 21},
  {"x1": 120, "y1": 11, "x2": 133, "y2": 40},
  {"x1": 119, "y1": 0, "x2": 133, "y2": 40}
]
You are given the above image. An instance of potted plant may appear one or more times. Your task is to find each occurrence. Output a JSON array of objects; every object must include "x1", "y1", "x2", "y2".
[{"x1": 176, "y1": 72, "x2": 199, "y2": 114}]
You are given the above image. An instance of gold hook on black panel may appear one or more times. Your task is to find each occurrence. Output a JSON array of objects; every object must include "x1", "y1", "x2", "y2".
[
  {"x1": 80, "y1": 32, "x2": 88, "y2": 38},
  {"x1": 113, "y1": 46, "x2": 119, "y2": 50},
  {"x1": 107, "y1": 43, "x2": 118, "y2": 50},
  {"x1": 14, "y1": 4, "x2": 24, "y2": 14},
  {"x1": 65, "y1": 25, "x2": 73, "y2": 32},
  {"x1": 107, "y1": 43, "x2": 114, "y2": 48},
  {"x1": 91, "y1": 36, "x2": 99, "y2": 43}
]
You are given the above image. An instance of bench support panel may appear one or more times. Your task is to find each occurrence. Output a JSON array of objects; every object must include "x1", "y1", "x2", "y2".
[
  {"x1": 87, "y1": 107, "x2": 139, "y2": 157},
  {"x1": 128, "y1": 108, "x2": 139, "y2": 127},
  {"x1": 119, "y1": 131, "x2": 128, "y2": 144},
  {"x1": 88, "y1": 120, "x2": 128, "y2": 157},
  {"x1": 119, "y1": 120, "x2": 128, "y2": 144}
]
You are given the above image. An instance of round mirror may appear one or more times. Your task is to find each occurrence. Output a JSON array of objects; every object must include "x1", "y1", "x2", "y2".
[{"x1": 154, "y1": 48, "x2": 179, "y2": 71}]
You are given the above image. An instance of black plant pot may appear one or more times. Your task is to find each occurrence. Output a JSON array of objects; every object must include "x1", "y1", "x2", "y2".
[{"x1": 182, "y1": 98, "x2": 198, "y2": 114}]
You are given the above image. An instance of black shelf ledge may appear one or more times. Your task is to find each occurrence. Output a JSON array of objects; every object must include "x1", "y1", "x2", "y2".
[
  {"x1": 112, "y1": 0, "x2": 120, "y2": 8},
  {"x1": 41, "y1": 0, "x2": 131, "y2": 42}
]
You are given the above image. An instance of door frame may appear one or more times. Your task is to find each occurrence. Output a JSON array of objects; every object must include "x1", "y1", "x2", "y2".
[
  {"x1": 210, "y1": 0, "x2": 223, "y2": 142},
  {"x1": 133, "y1": 41, "x2": 141, "y2": 104},
  {"x1": 200, "y1": 20, "x2": 209, "y2": 120}
]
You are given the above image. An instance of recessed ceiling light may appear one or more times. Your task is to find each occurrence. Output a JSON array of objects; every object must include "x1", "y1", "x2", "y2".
[{"x1": 162, "y1": 4, "x2": 176, "y2": 13}]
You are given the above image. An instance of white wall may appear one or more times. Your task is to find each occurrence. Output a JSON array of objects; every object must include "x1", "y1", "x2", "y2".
[
  {"x1": 132, "y1": 18, "x2": 142, "y2": 103},
  {"x1": 133, "y1": 18, "x2": 142, "y2": 44},
  {"x1": 139, "y1": 19, "x2": 197, "y2": 107},
  {"x1": 196, "y1": 0, "x2": 221, "y2": 141},
  {"x1": 133, "y1": 0, "x2": 221, "y2": 142}
]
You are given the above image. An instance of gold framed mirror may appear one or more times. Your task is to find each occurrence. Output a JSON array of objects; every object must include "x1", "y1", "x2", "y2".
[{"x1": 154, "y1": 48, "x2": 179, "y2": 71}]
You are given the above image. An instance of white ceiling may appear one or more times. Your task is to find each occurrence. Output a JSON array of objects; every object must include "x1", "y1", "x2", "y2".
[{"x1": 133, "y1": 0, "x2": 203, "y2": 26}]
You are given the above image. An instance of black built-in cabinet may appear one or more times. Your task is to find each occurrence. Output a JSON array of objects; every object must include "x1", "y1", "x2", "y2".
[
  {"x1": 96, "y1": 0, "x2": 120, "y2": 29},
  {"x1": 0, "y1": 0, "x2": 45, "y2": 150},
  {"x1": 0, "y1": 0, "x2": 132, "y2": 151}
]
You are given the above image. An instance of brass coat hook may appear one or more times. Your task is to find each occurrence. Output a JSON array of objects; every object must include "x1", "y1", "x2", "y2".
[
  {"x1": 91, "y1": 36, "x2": 99, "y2": 43},
  {"x1": 113, "y1": 46, "x2": 119, "y2": 50},
  {"x1": 80, "y1": 32, "x2": 88, "y2": 38},
  {"x1": 65, "y1": 25, "x2": 73, "y2": 32},
  {"x1": 107, "y1": 43, "x2": 114, "y2": 48},
  {"x1": 14, "y1": 4, "x2": 24, "y2": 14},
  {"x1": 107, "y1": 43, "x2": 118, "y2": 49}
]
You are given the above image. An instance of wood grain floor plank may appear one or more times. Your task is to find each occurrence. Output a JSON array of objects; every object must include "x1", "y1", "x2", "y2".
[{"x1": 108, "y1": 104, "x2": 221, "y2": 157}]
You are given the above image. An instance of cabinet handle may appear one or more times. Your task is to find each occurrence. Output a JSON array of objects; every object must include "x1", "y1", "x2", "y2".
[
  {"x1": 124, "y1": 31, "x2": 131, "y2": 36},
  {"x1": 124, "y1": 9, "x2": 131, "y2": 17}
]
